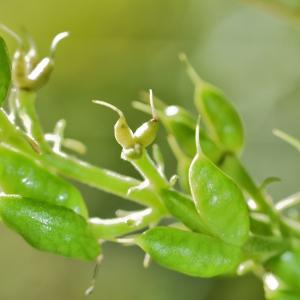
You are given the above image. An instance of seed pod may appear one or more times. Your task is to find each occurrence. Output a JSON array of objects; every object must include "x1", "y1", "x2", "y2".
[
  {"x1": 10, "y1": 31, "x2": 68, "y2": 91},
  {"x1": 189, "y1": 120, "x2": 249, "y2": 246},
  {"x1": 93, "y1": 100, "x2": 135, "y2": 149},
  {"x1": 134, "y1": 118, "x2": 159, "y2": 148},
  {"x1": 136, "y1": 227, "x2": 243, "y2": 277},
  {"x1": 179, "y1": 53, "x2": 244, "y2": 154},
  {"x1": 134, "y1": 89, "x2": 159, "y2": 148},
  {"x1": 0, "y1": 195, "x2": 100, "y2": 260},
  {"x1": 134, "y1": 99, "x2": 223, "y2": 162},
  {"x1": 0, "y1": 36, "x2": 11, "y2": 105},
  {"x1": 0, "y1": 143, "x2": 88, "y2": 218},
  {"x1": 114, "y1": 117, "x2": 135, "y2": 148},
  {"x1": 25, "y1": 57, "x2": 54, "y2": 90}
]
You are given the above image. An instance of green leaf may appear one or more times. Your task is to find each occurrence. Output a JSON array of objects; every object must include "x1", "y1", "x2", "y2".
[
  {"x1": 243, "y1": 235, "x2": 286, "y2": 262},
  {"x1": 266, "y1": 250, "x2": 300, "y2": 291},
  {"x1": 160, "y1": 189, "x2": 212, "y2": 235},
  {"x1": 0, "y1": 143, "x2": 88, "y2": 218},
  {"x1": 0, "y1": 195, "x2": 100, "y2": 260},
  {"x1": 0, "y1": 36, "x2": 11, "y2": 105},
  {"x1": 189, "y1": 154, "x2": 250, "y2": 247},
  {"x1": 136, "y1": 226, "x2": 243, "y2": 277}
]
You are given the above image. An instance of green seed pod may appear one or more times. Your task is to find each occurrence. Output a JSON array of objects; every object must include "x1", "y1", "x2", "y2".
[
  {"x1": 11, "y1": 31, "x2": 68, "y2": 91},
  {"x1": 0, "y1": 195, "x2": 100, "y2": 260},
  {"x1": 134, "y1": 89, "x2": 159, "y2": 148},
  {"x1": 180, "y1": 54, "x2": 244, "y2": 154},
  {"x1": 189, "y1": 122, "x2": 249, "y2": 246},
  {"x1": 0, "y1": 143, "x2": 88, "y2": 218},
  {"x1": 134, "y1": 99, "x2": 223, "y2": 162},
  {"x1": 136, "y1": 227, "x2": 243, "y2": 277},
  {"x1": 160, "y1": 189, "x2": 212, "y2": 234},
  {"x1": 114, "y1": 117, "x2": 135, "y2": 148},
  {"x1": 93, "y1": 100, "x2": 135, "y2": 149},
  {"x1": 0, "y1": 36, "x2": 11, "y2": 105},
  {"x1": 134, "y1": 118, "x2": 159, "y2": 148},
  {"x1": 25, "y1": 57, "x2": 54, "y2": 90}
]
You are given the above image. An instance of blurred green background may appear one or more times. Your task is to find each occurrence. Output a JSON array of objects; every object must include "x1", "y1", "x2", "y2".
[{"x1": 0, "y1": 0, "x2": 299, "y2": 299}]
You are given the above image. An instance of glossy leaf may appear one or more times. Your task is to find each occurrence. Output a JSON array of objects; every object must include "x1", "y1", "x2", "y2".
[
  {"x1": 136, "y1": 227, "x2": 243, "y2": 277},
  {"x1": 0, "y1": 195, "x2": 100, "y2": 260},
  {"x1": 189, "y1": 153, "x2": 250, "y2": 246},
  {"x1": 194, "y1": 84, "x2": 244, "y2": 154},
  {"x1": 0, "y1": 143, "x2": 88, "y2": 218}
]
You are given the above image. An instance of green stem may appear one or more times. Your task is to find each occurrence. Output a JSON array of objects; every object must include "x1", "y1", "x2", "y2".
[
  {"x1": 89, "y1": 207, "x2": 162, "y2": 240},
  {"x1": 13, "y1": 89, "x2": 164, "y2": 210},
  {"x1": 15, "y1": 89, "x2": 51, "y2": 152},
  {"x1": 39, "y1": 151, "x2": 164, "y2": 210},
  {"x1": 221, "y1": 154, "x2": 285, "y2": 235},
  {"x1": 127, "y1": 150, "x2": 169, "y2": 190}
]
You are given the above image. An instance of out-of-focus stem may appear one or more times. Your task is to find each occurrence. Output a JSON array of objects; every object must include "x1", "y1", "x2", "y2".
[{"x1": 15, "y1": 89, "x2": 51, "y2": 152}]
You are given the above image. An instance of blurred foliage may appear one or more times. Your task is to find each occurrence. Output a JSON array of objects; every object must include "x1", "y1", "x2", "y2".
[
  {"x1": 0, "y1": 0, "x2": 299, "y2": 299},
  {"x1": 247, "y1": 0, "x2": 300, "y2": 23}
]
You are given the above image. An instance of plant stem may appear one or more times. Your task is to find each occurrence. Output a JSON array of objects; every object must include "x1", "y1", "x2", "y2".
[
  {"x1": 14, "y1": 89, "x2": 165, "y2": 210},
  {"x1": 221, "y1": 154, "x2": 282, "y2": 230},
  {"x1": 40, "y1": 151, "x2": 164, "y2": 210},
  {"x1": 89, "y1": 207, "x2": 162, "y2": 239},
  {"x1": 127, "y1": 150, "x2": 169, "y2": 190},
  {"x1": 15, "y1": 89, "x2": 51, "y2": 152}
]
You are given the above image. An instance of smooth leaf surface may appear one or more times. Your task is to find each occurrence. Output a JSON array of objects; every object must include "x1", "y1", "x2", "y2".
[
  {"x1": 189, "y1": 154, "x2": 250, "y2": 246},
  {"x1": 195, "y1": 84, "x2": 244, "y2": 154},
  {"x1": 136, "y1": 226, "x2": 243, "y2": 277}
]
